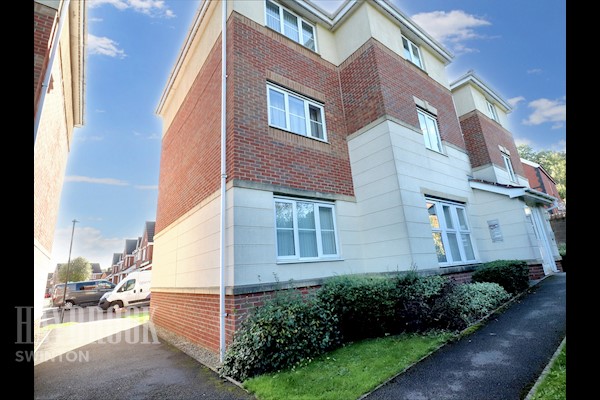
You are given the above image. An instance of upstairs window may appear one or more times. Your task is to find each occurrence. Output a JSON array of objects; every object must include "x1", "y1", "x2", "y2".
[
  {"x1": 267, "y1": 83, "x2": 327, "y2": 141},
  {"x1": 266, "y1": 0, "x2": 317, "y2": 51},
  {"x1": 402, "y1": 36, "x2": 423, "y2": 69},
  {"x1": 417, "y1": 109, "x2": 443, "y2": 153},
  {"x1": 502, "y1": 152, "x2": 517, "y2": 183},
  {"x1": 486, "y1": 100, "x2": 499, "y2": 122}
]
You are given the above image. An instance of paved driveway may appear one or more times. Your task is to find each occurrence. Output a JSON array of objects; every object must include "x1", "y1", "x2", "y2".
[{"x1": 34, "y1": 309, "x2": 254, "y2": 400}]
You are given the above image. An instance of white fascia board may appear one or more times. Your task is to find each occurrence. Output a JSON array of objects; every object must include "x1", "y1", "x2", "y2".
[
  {"x1": 450, "y1": 72, "x2": 512, "y2": 113},
  {"x1": 470, "y1": 181, "x2": 555, "y2": 205},
  {"x1": 520, "y1": 158, "x2": 540, "y2": 168},
  {"x1": 156, "y1": 0, "x2": 211, "y2": 115}
]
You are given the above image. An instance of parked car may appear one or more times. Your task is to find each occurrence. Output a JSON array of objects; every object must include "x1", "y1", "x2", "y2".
[
  {"x1": 99, "y1": 270, "x2": 152, "y2": 312},
  {"x1": 52, "y1": 279, "x2": 115, "y2": 309}
]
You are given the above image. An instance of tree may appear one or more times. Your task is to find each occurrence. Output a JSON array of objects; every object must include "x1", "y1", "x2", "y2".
[
  {"x1": 517, "y1": 144, "x2": 566, "y2": 203},
  {"x1": 56, "y1": 257, "x2": 92, "y2": 283}
]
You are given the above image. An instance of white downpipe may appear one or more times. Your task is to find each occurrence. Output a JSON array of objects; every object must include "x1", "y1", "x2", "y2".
[
  {"x1": 219, "y1": 0, "x2": 228, "y2": 363},
  {"x1": 34, "y1": 0, "x2": 70, "y2": 143}
]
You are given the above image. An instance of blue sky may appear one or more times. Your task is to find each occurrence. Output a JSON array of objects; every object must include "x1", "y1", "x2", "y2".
[{"x1": 49, "y1": 0, "x2": 566, "y2": 270}]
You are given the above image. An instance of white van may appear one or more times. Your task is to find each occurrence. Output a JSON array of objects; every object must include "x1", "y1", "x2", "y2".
[{"x1": 99, "y1": 270, "x2": 152, "y2": 312}]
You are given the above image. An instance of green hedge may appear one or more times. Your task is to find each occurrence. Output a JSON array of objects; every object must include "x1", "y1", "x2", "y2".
[
  {"x1": 394, "y1": 273, "x2": 453, "y2": 332},
  {"x1": 220, "y1": 292, "x2": 340, "y2": 381},
  {"x1": 471, "y1": 260, "x2": 529, "y2": 294},
  {"x1": 444, "y1": 282, "x2": 511, "y2": 328},
  {"x1": 317, "y1": 275, "x2": 397, "y2": 341}
]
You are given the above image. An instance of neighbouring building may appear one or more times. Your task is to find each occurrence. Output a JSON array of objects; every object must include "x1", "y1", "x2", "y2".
[
  {"x1": 133, "y1": 221, "x2": 155, "y2": 271},
  {"x1": 520, "y1": 158, "x2": 565, "y2": 214},
  {"x1": 151, "y1": 0, "x2": 561, "y2": 356},
  {"x1": 34, "y1": 0, "x2": 86, "y2": 331},
  {"x1": 106, "y1": 222, "x2": 155, "y2": 283}
]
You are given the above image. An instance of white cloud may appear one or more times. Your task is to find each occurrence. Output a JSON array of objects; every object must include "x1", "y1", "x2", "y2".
[
  {"x1": 551, "y1": 139, "x2": 566, "y2": 152},
  {"x1": 523, "y1": 97, "x2": 566, "y2": 126},
  {"x1": 135, "y1": 185, "x2": 158, "y2": 190},
  {"x1": 514, "y1": 137, "x2": 534, "y2": 148},
  {"x1": 507, "y1": 96, "x2": 526, "y2": 108},
  {"x1": 95, "y1": 109, "x2": 106, "y2": 113},
  {"x1": 89, "y1": 0, "x2": 175, "y2": 18},
  {"x1": 88, "y1": 34, "x2": 127, "y2": 58},
  {"x1": 411, "y1": 10, "x2": 491, "y2": 54},
  {"x1": 50, "y1": 225, "x2": 127, "y2": 272},
  {"x1": 65, "y1": 176, "x2": 129, "y2": 186},
  {"x1": 90, "y1": 17, "x2": 104, "y2": 22},
  {"x1": 527, "y1": 68, "x2": 543, "y2": 74}
]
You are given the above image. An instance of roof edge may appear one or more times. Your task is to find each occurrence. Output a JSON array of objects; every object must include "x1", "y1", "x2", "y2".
[{"x1": 450, "y1": 70, "x2": 512, "y2": 113}]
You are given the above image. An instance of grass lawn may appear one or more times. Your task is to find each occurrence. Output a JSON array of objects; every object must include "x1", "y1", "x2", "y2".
[
  {"x1": 530, "y1": 340, "x2": 566, "y2": 400},
  {"x1": 121, "y1": 311, "x2": 149, "y2": 322},
  {"x1": 244, "y1": 331, "x2": 454, "y2": 400}
]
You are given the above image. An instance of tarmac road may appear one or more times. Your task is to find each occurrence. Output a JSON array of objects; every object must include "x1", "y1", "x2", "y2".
[{"x1": 34, "y1": 318, "x2": 254, "y2": 399}]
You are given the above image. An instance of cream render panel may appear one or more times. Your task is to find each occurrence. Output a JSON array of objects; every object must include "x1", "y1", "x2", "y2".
[
  {"x1": 472, "y1": 164, "x2": 529, "y2": 187},
  {"x1": 470, "y1": 191, "x2": 539, "y2": 263},
  {"x1": 452, "y1": 83, "x2": 510, "y2": 129},
  {"x1": 152, "y1": 189, "x2": 234, "y2": 290},
  {"x1": 387, "y1": 120, "x2": 478, "y2": 269},
  {"x1": 231, "y1": 187, "x2": 366, "y2": 287}
]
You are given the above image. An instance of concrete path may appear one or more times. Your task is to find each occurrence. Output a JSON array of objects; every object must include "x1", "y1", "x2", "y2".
[{"x1": 364, "y1": 273, "x2": 566, "y2": 400}]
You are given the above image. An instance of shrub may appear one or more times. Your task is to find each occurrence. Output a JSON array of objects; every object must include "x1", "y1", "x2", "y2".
[
  {"x1": 393, "y1": 273, "x2": 453, "y2": 332},
  {"x1": 220, "y1": 291, "x2": 340, "y2": 381},
  {"x1": 471, "y1": 260, "x2": 529, "y2": 294},
  {"x1": 317, "y1": 275, "x2": 397, "y2": 341},
  {"x1": 443, "y1": 282, "x2": 511, "y2": 328},
  {"x1": 557, "y1": 242, "x2": 566, "y2": 257}
]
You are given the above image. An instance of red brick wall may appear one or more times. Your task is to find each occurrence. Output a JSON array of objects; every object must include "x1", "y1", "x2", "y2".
[
  {"x1": 151, "y1": 286, "x2": 320, "y2": 353},
  {"x1": 445, "y1": 271, "x2": 473, "y2": 284},
  {"x1": 340, "y1": 39, "x2": 466, "y2": 150},
  {"x1": 34, "y1": 2, "x2": 57, "y2": 114},
  {"x1": 528, "y1": 264, "x2": 545, "y2": 280},
  {"x1": 155, "y1": 36, "x2": 224, "y2": 233},
  {"x1": 459, "y1": 110, "x2": 525, "y2": 177},
  {"x1": 229, "y1": 14, "x2": 354, "y2": 197}
]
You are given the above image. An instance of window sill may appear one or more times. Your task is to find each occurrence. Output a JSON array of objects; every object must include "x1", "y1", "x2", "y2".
[
  {"x1": 268, "y1": 125, "x2": 328, "y2": 144},
  {"x1": 277, "y1": 257, "x2": 344, "y2": 265},
  {"x1": 425, "y1": 147, "x2": 448, "y2": 157},
  {"x1": 439, "y1": 260, "x2": 480, "y2": 268}
]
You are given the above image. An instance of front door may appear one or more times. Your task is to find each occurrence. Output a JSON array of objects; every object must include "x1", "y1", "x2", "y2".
[{"x1": 529, "y1": 207, "x2": 557, "y2": 275}]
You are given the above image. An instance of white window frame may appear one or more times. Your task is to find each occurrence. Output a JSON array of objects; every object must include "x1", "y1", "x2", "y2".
[
  {"x1": 426, "y1": 197, "x2": 478, "y2": 266},
  {"x1": 267, "y1": 83, "x2": 327, "y2": 141},
  {"x1": 417, "y1": 109, "x2": 443, "y2": 154},
  {"x1": 274, "y1": 197, "x2": 340, "y2": 262},
  {"x1": 265, "y1": 0, "x2": 318, "y2": 52},
  {"x1": 486, "y1": 100, "x2": 499, "y2": 122},
  {"x1": 502, "y1": 152, "x2": 517, "y2": 183},
  {"x1": 401, "y1": 35, "x2": 424, "y2": 70}
]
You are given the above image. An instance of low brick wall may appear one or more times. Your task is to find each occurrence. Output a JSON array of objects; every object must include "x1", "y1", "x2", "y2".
[
  {"x1": 151, "y1": 286, "x2": 320, "y2": 355},
  {"x1": 444, "y1": 271, "x2": 473, "y2": 284},
  {"x1": 528, "y1": 264, "x2": 545, "y2": 280}
]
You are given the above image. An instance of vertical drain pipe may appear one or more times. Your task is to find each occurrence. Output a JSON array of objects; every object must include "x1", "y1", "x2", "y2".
[{"x1": 219, "y1": 0, "x2": 228, "y2": 363}]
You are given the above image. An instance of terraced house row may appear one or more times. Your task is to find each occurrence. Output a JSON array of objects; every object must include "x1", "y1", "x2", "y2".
[{"x1": 150, "y1": 0, "x2": 562, "y2": 357}]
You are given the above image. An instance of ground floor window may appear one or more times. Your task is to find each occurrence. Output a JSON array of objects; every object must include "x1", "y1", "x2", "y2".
[
  {"x1": 275, "y1": 197, "x2": 339, "y2": 261},
  {"x1": 426, "y1": 197, "x2": 477, "y2": 265}
]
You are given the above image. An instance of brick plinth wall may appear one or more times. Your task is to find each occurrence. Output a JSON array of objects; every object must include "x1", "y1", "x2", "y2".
[
  {"x1": 527, "y1": 264, "x2": 545, "y2": 280},
  {"x1": 444, "y1": 271, "x2": 473, "y2": 284},
  {"x1": 151, "y1": 286, "x2": 321, "y2": 354}
]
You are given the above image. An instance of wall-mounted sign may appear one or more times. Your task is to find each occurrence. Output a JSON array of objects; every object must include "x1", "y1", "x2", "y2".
[{"x1": 487, "y1": 219, "x2": 503, "y2": 242}]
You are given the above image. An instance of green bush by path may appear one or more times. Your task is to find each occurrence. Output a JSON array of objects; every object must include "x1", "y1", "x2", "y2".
[
  {"x1": 220, "y1": 291, "x2": 340, "y2": 381},
  {"x1": 471, "y1": 260, "x2": 529, "y2": 294},
  {"x1": 317, "y1": 274, "x2": 397, "y2": 341},
  {"x1": 444, "y1": 282, "x2": 511, "y2": 328}
]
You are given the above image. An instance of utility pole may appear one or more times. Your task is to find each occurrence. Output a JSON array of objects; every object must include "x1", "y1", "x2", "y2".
[{"x1": 60, "y1": 219, "x2": 78, "y2": 323}]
